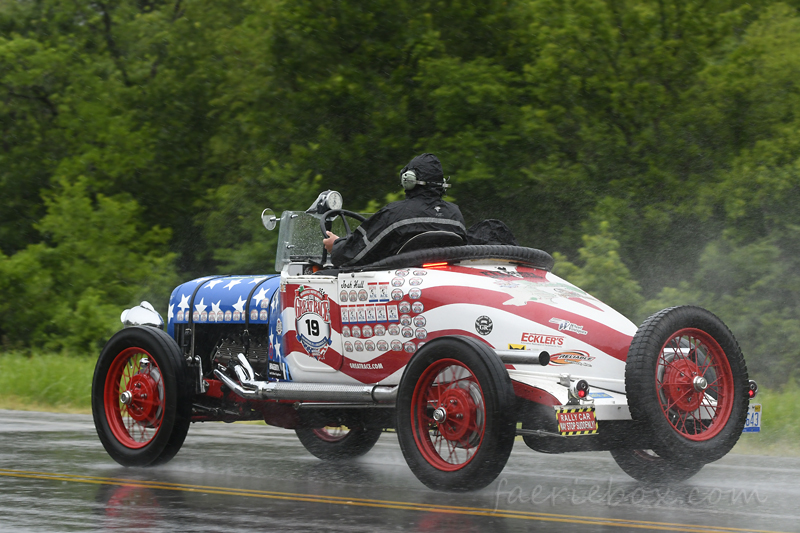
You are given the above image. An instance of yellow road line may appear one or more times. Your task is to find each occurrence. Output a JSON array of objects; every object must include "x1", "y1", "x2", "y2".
[{"x1": 0, "y1": 468, "x2": 784, "y2": 533}]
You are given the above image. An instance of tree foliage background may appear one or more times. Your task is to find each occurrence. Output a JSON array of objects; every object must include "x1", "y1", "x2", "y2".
[{"x1": 2, "y1": 0, "x2": 800, "y2": 385}]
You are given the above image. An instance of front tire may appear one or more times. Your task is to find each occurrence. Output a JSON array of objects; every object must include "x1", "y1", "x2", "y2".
[
  {"x1": 295, "y1": 426, "x2": 382, "y2": 460},
  {"x1": 396, "y1": 337, "x2": 516, "y2": 492},
  {"x1": 626, "y1": 306, "x2": 749, "y2": 464},
  {"x1": 92, "y1": 327, "x2": 193, "y2": 467}
]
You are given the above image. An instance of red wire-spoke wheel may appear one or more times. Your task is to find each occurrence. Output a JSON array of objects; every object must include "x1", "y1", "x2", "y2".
[
  {"x1": 295, "y1": 425, "x2": 383, "y2": 460},
  {"x1": 104, "y1": 347, "x2": 165, "y2": 449},
  {"x1": 411, "y1": 359, "x2": 485, "y2": 470},
  {"x1": 656, "y1": 329, "x2": 734, "y2": 441},
  {"x1": 92, "y1": 327, "x2": 192, "y2": 467},
  {"x1": 625, "y1": 306, "x2": 749, "y2": 466},
  {"x1": 397, "y1": 337, "x2": 516, "y2": 492}
]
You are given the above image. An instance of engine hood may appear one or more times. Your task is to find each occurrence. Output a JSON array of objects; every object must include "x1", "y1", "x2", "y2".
[{"x1": 167, "y1": 275, "x2": 281, "y2": 337}]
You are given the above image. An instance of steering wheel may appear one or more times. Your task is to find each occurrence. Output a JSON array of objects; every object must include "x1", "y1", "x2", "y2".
[{"x1": 320, "y1": 209, "x2": 367, "y2": 265}]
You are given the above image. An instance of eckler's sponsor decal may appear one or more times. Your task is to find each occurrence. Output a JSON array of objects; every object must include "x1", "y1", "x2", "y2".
[
  {"x1": 475, "y1": 316, "x2": 493, "y2": 336},
  {"x1": 548, "y1": 350, "x2": 596, "y2": 367},
  {"x1": 294, "y1": 286, "x2": 333, "y2": 360},
  {"x1": 520, "y1": 332, "x2": 565, "y2": 346},
  {"x1": 549, "y1": 318, "x2": 588, "y2": 335}
]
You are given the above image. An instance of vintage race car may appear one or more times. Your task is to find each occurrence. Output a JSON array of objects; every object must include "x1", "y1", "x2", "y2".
[{"x1": 91, "y1": 191, "x2": 760, "y2": 491}]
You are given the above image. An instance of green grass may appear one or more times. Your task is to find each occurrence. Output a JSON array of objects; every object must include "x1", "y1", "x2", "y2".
[
  {"x1": 0, "y1": 351, "x2": 95, "y2": 413},
  {"x1": 0, "y1": 351, "x2": 798, "y2": 455}
]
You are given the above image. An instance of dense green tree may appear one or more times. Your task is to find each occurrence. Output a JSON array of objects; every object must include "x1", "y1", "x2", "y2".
[
  {"x1": 2, "y1": 0, "x2": 800, "y2": 376},
  {"x1": 0, "y1": 178, "x2": 176, "y2": 352}
]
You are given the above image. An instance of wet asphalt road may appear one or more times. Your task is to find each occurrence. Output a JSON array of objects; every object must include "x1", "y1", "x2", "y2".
[{"x1": 0, "y1": 409, "x2": 796, "y2": 533}]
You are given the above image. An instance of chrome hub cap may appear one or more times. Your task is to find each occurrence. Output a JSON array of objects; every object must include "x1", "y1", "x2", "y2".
[{"x1": 693, "y1": 376, "x2": 708, "y2": 392}]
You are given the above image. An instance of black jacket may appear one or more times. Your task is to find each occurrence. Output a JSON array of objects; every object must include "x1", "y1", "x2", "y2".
[{"x1": 331, "y1": 187, "x2": 467, "y2": 267}]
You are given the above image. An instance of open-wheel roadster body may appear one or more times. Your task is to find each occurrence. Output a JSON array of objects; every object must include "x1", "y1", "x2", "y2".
[{"x1": 92, "y1": 191, "x2": 759, "y2": 491}]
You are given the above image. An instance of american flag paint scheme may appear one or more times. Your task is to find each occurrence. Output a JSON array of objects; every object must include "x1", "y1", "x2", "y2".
[{"x1": 93, "y1": 197, "x2": 756, "y2": 492}]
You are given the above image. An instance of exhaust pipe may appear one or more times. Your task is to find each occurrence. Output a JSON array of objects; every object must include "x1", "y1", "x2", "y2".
[
  {"x1": 213, "y1": 355, "x2": 396, "y2": 404},
  {"x1": 499, "y1": 351, "x2": 550, "y2": 366}
]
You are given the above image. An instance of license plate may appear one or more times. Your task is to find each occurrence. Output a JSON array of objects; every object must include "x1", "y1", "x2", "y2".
[
  {"x1": 743, "y1": 403, "x2": 761, "y2": 433},
  {"x1": 555, "y1": 406, "x2": 597, "y2": 436}
]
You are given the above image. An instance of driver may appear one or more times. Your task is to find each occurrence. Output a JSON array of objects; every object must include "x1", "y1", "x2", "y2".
[{"x1": 323, "y1": 153, "x2": 467, "y2": 268}]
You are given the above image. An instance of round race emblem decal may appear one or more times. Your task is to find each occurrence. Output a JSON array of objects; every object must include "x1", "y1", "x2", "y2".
[
  {"x1": 475, "y1": 316, "x2": 493, "y2": 336},
  {"x1": 294, "y1": 286, "x2": 332, "y2": 359}
]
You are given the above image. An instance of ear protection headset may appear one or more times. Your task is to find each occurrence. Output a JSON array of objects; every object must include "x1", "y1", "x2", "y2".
[{"x1": 400, "y1": 169, "x2": 451, "y2": 191}]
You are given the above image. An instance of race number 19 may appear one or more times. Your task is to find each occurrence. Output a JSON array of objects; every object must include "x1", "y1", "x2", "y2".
[{"x1": 305, "y1": 319, "x2": 320, "y2": 337}]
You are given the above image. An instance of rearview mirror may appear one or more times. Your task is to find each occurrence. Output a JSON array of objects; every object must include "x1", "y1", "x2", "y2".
[{"x1": 261, "y1": 208, "x2": 277, "y2": 230}]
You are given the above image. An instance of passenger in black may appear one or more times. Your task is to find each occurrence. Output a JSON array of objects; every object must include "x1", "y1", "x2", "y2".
[{"x1": 323, "y1": 153, "x2": 467, "y2": 268}]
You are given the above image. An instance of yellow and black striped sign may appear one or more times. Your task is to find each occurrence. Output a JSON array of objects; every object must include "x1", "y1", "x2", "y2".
[{"x1": 555, "y1": 406, "x2": 598, "y2": 436}]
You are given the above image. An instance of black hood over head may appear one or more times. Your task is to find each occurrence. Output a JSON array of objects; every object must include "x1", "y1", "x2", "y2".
[
  {"x1": 401, "y1": 153, "x2": 445, "y2": 198},
  {"x1": 402, "y1": 153, "x2": 443, "y2": 183}
]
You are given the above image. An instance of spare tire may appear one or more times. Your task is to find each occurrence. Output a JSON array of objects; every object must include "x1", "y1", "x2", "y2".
[{"x1": 625, "y1": 306, "x2": 749, "y2": 464}]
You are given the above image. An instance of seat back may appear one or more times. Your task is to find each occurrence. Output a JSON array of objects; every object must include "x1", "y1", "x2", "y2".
[{"x1": 396, "y1": 231, "x2": 465, "y2": 254}]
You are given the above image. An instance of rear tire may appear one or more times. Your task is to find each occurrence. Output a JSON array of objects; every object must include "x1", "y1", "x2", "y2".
[
  {"x1": 295, "y1": 426, "x2": 382, "y2": 460},
  {"x1": 396, "y1": 336, "x2": 516, "y2": 492},
  {"x1": 611, "y1": 449, "x2": 704, "y2": 483},
  {"x1": 625, "y1": 306, "x2": 748, "y2": 463},
  {"x1": 92, "y1": 327, "x2": 193, "y2": 467}
]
